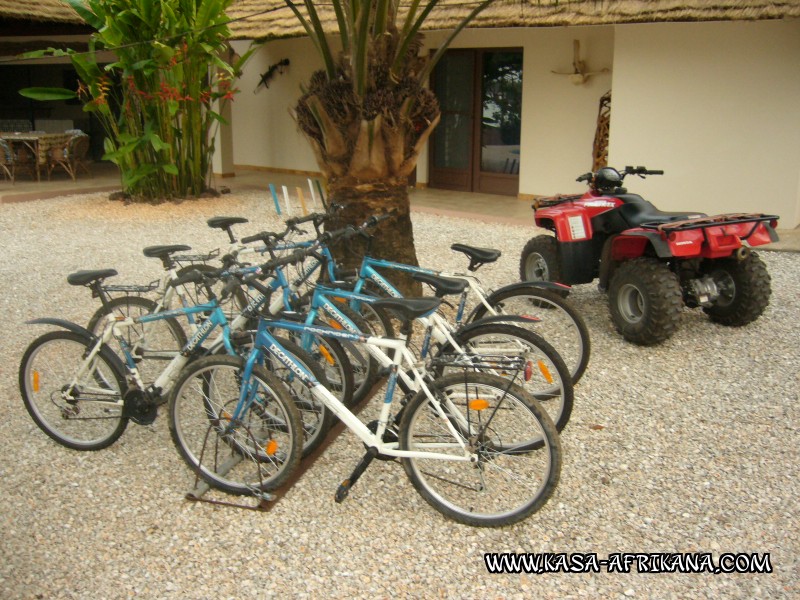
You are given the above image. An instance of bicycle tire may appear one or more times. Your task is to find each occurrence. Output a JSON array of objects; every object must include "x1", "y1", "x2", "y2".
[
  {"x1": 469, "y1": 286, "x2": 591, "y2": 385},
  {"x1": 87, "y1": 295, "x2": 187, "y2": 388},
  {"x1": 168, "y1": 354, "x2": 302, "y2": 495},
  {"x1": 436, "y1": 323, "x2": 574, "y2": 432},
  {"x1": 19, "y1": 330, "x2": 128, "y2": 450},
  {"x1": 399, "y1": 372, "x2": 561, "y2": 527}
]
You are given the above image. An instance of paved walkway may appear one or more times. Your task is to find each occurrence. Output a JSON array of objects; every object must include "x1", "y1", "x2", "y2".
[{"x1": 2, "y1": 163, "x2": 797, "y2": 251}]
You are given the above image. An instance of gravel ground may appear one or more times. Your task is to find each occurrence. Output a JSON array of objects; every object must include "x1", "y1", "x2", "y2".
[{"x1": 1, "y1": 190, "x2": 798, "y2": 599}]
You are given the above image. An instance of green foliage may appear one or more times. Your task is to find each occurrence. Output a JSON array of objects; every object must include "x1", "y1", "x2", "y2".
[{"x1": 22, "y1": 0, "x2": 257, "y2": 201}]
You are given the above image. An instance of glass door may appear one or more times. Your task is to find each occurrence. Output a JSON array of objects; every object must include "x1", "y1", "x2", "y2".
[{"x1": 429, "y1": 49, "x2": 522, "y2": 196}]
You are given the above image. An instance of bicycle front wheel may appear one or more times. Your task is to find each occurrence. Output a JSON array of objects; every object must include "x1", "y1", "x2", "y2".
[
  {"x1": 168, "y1": 355, "x2": 302, "y2": 495},
  {"x1": 469, "y1": 286, "x2": 591, "y2": 385},
  {"x1": 399, "y1": 373, "x2": 561, "y2": 527},
  {"x1": 19, "y1": 331, "x2": 128, "y2": 450}
]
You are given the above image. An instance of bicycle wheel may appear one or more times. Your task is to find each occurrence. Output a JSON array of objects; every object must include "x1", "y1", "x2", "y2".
[
  {"x1": 87, "y1": 295, "x2": 187, "y2": 388},
  {"x1": 175, "y1": 263, "x2": 249, "y2": 323},
  {"x1": 399, "y1": 372, "x2": 561, "y2": 527},
  {"x1": 439, "y1": 323, "x2": 573, "y2": 432},
  {"x1": 168, "y1": 355, "x2": 302, "y2": 495},
  {"x1": 317, "y1": 303, "x2": 381, "y2": 404},
  {"x1": 19, "y1": 331, "x2": 128, "y2": 450},
  {"x1": 469, "y1": 286, "x2": 591, "y2": 385},
  {"x1": 261, "y1": 336, "x2": 334, "y2": 457},
  {"x1": 282, "y1": 330, "x2": 356, "y2": 409}
]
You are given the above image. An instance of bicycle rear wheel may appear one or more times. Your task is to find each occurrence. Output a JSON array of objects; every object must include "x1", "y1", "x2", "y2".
[
  {"x1": 169, "y1": 355, "x2": 302, "y2": 495},
  {"x1": 261, "y1": 336, "x2": 334, "y2": 457},
  {"x1": 399, "y1": 373, "x2": 561, "y2": 527},
  {"x1": 439, "y1": 323, "x2": 574, "y2": 432},
  {"x1": 87, "y1": 295, "x2": 187, "y2": 387},
  {"x1": 469, "y1": 286, "x2": 590, "y2": 385},
  {"x1": 316, "y1": 303, "x2": 381, "y2": 404},
  {"x1": 19, "y1": 331, "x2": 128, "y2": 450}
]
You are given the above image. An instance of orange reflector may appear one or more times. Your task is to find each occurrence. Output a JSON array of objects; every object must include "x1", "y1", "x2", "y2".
[
  {"x1": 538, "y1": 360, "x2": 553, "y2": 384},
  {"x1": 265, "y1": 439, "x2": 278, "y2": 455},
  {"x1": 221, "y1": 410, "x2": 232, "y2": 421},
  {"x1": 32, "y1": 370, "x2": 40, "y2": 392},
  {"x1": 469, "y1": 399, "x2": 490, "y2": 411},
  {"x1": 318, "y1": 345, "x2": 335, "y2": 365},
  {"x1": 327, "y1": 319, "x2": 343, "y2": 330}
]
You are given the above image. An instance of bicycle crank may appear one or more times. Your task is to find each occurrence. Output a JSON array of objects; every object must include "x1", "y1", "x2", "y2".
[{"x1": 122, "y1": 389, "x2": 158, "y2": 425}]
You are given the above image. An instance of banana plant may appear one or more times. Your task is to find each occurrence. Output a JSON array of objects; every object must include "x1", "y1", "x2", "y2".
[{"x1": 20, "y1": 0, "x2": 258, "y2": 201}]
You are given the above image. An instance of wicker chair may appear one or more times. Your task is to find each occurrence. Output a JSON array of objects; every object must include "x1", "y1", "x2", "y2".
[
  {"x1": 47, "y1": 133, "x2": 91, "y2": 181},
  {"x1": 0, "y1": 139, "x2": 15, "y2": 183}
]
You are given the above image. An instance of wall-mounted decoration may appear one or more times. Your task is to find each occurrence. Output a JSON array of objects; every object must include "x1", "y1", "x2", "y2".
[
  {"x1": 255, "y1": 58, "x2": 290, "y2": 92},
  {"x1": 552, "y1": 40, "x2": 610, "y2": 85}
]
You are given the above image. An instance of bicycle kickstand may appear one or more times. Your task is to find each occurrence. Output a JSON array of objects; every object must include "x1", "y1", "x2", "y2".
[{"x1": 334, "y1": 447, "x2": 378, "y2": 503}]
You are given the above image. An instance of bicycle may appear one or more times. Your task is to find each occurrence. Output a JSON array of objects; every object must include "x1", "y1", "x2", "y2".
[
  {"x1": 18, "y1": 253, "x2": 333, "y2": 459},
  {"x1": 243, "y1": 208, "x2": 590, "y2": 385},
  {"x1": 168, "y1": 294, "x2": 562, "y2": 526},
  {"x1": 215, "y1": 220, "x2": 573, "y2": 431}
]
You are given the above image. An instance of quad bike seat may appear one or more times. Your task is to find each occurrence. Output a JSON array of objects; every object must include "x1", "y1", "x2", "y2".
[{"x1": 614, "y1": 194, "x2": 706, "y2": 229}]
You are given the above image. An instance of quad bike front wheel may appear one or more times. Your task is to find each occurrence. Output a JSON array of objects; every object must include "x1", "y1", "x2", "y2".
[
  {"x1": 608, "y1": 258, "x2": 683, "y2": 346},
  {"x1": 702, "y1": 252, "x2": 771, "y2": 327},
  {"x1": 520, "y1": 236, "x2": 566, "y2": 296}
]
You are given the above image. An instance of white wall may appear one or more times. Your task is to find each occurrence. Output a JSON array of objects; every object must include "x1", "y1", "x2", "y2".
[
  {"x1": 230, "y1": 38, "x2": 323, "y2": 173},
  {"x1": 229, "y1": 20, "x2": 800, "y2": 226},
  {"x1": 420, "y1": 27, "x2": 614, "y2": 194},
  {"x1": 609, "y1": 19, "x2": 800, "y2": 227}
]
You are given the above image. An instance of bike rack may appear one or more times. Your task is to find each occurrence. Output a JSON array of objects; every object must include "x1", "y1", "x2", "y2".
[{"x1": 185, "y1": 423, "x2": 277, "y2": 512}]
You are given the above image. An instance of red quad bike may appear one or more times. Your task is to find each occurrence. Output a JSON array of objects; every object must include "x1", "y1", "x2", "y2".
[{"x1": 520, "y1": 166, "x2": 780, "y2": 345}]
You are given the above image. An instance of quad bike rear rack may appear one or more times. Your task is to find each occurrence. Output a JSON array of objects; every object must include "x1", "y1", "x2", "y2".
[{"x1": 641, "y1": 213, "x2": 779, "y2": 240}]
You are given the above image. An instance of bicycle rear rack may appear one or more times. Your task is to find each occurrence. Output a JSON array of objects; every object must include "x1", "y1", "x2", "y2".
[
  {"x1": 100, "y1": 279, "x2": 160, "y2": 296},
  {"x1": 174, "y1": 248, "x2": 221, "y2": 265},
  {"x1": 430, "y1": 353, "x2": 528, "y2": 372}
]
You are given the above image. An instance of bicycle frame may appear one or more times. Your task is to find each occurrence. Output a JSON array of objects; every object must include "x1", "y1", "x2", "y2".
[
  {"x1": 241, "y1": 317, "x2": 474, "y2": 462},
  {"x1": 80, "y1": 300, "x2": 238, "y2": 402}
]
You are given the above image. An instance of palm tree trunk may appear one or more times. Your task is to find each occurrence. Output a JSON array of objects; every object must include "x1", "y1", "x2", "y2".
[{"x1": 326, "y1": 176, "x2": 422, "y2": 296}]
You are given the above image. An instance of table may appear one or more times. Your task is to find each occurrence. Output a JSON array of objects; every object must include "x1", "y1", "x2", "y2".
[{"x1": 0, "y1": 132, "x2": 72, "y2": 181}]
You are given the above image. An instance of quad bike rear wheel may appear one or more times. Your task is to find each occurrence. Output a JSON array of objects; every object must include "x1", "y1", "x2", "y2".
[
  {"x1": 702, "y1": 252, "x2": 771, "y2": 326},
  {"x1": 608, "y1": 258, "x2": 683, "y2": 346},
  {"x1": 520, "y1": 236, "x2": 566, "y2": 296}
]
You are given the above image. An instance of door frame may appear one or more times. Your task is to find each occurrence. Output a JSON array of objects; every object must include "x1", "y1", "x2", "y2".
[{"x1": 428, "y1": 47, "x2": 522, "y2": 197}]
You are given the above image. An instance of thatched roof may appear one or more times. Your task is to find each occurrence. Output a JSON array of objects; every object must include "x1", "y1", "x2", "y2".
[
  {"x1": 227, "y1": 1, "x2": 800, "y2": 41},
  {"x1": 0, "y1": 0, "x2": 83, "y2": 24}
]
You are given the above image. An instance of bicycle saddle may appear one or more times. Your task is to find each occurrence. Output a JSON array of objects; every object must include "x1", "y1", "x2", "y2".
[
  {"x1": 142, "y1": 244, "x2": 192, "y2": 259},
  {"x1": 207, "y1": 216, "x2": 249, "y2": 229},
  {"x1": 412, "y1": 272, "x2": 467, "y2": 298},
  {"x1": 450, "y1": 244, "x2": 501, "y2": 271},
  {"x1": 67, "y1": 269, "x2": 118, "y2": 286},
  {"x1": 371, "y1": 297, "x2": 442, "y2": 322}
]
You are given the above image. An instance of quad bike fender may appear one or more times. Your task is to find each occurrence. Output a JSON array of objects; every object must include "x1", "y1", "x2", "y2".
[
  {"x1": 535, "y1": 206, "x2": 595, "y2": 243},
  {"x1": 457, "y1": 314, "x2": 541, "y2": 336},
  {"x1": 26, "y1": 317, "x2": 99, "y2": 342}
]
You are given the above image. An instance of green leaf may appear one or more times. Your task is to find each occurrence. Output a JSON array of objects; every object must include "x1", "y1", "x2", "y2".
[
  {"x1": 18, "y1": 87, "x2": 78, "y2": 101},
  {"x1": 161, "y1": 164, "x2": 179, "y2": 175}
]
